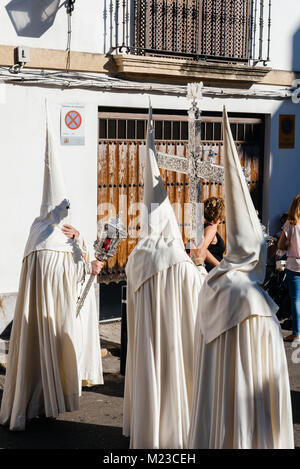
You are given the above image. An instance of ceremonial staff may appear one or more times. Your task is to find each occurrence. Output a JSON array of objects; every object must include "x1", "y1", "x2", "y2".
[{"x1": 76, "y1": 215, "x2": 127, "y2": 315}]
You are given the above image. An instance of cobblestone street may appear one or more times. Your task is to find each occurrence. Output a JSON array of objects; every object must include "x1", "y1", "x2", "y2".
[{"x1": 0, "y1": 321, "x2": 299, "y2": 449}]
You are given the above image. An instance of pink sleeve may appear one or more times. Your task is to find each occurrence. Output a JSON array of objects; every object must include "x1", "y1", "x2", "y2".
[{"x1": 283, "y1": 221, "x2": 291, "y2": 240}]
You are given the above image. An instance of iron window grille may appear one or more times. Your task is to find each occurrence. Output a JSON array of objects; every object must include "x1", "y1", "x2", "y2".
[{"x1": 111, "y1": 0, "x2": 271, "y2": 65}]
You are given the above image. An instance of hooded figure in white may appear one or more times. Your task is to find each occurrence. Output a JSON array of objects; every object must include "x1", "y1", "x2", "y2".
[
  {"x1": 0, "y1": 108, "x2": 103, "y2": 431},
  {"x1": 123, "y1": 105, "x2": 206, "y2": 449},
  {"x1": 188, "y1": 107, "x2": 294, "y2": 449}
]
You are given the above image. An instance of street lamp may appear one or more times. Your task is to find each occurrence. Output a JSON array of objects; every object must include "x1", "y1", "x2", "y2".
[{"x1": 65, "y1": 0, "x2": 76, "y2": 15}]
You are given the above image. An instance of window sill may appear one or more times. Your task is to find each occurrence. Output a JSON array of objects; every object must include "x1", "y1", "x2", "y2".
[{"x1": 113, "y1": 54, "x2": 271, "y2": 86}]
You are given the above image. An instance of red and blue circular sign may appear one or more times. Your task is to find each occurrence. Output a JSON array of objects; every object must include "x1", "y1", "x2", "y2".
[{"x1": 65, "y1": 110, "x2": 82, "y2": 130}]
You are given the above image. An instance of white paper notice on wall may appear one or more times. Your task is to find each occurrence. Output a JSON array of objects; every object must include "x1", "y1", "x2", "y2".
[{"x1": 61, "y1": 104, "x2": 85, "y2": 145}]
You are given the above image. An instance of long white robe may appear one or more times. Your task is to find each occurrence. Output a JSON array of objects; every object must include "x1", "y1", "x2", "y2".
[
  {"x1": 188, "y1": 313, "x2": 294, "y2": 449},
  {"x1": 188, "y1": 107, "x2": 294, "y2": 449},
  {"x1": 123, "y1": 262, "x2": 206, "y2": 449},
  {"x1": 76, "y1": 237, "x2": 103, "y2": 387},
  {"x1": 123, "y1": 105, "x2": 207, "y2": 448},
  {"x1": 0, "y1": 242, "x2": 103, "y2": 431}
]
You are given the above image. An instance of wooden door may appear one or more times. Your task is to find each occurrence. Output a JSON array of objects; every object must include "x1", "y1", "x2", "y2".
[{"x1": 98, "y1": 109, "x2": 264, "y2": 283}]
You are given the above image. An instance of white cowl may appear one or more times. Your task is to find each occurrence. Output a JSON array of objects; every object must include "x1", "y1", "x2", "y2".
[
  {"x1": 123, "y1": 104, "x2": 204, "y2": 449},
  {"x1": 23, "y1": 106, "x2": 75, "y2": 259},
  {"x1": 199, "y1": 107, "x2": 278, "y2": 343},
  {"x1": 125, "y1": 105, "x2": 193, "y2": 291}
]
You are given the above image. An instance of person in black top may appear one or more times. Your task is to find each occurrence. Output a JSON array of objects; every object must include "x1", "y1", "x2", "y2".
[{"x1": 191, "y1": 196, "x2": 226, "y2": 272}]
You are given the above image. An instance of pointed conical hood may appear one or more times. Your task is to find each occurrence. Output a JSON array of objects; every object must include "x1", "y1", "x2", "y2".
[
  {"x1": 141, "y1": 104, "x2": 185, "y2": 245},
  {"x1": 23, "y1": 104, "x2": 73, "y2": 259},
  {"x1": 126, "y1": 103, "x2": 191, "y2": 292},
  {"x1": 222, "y1": 106, "x2": 266, "y2": 281},
  {"x1": 40, "y1": 105, "x2": 68, "y2": 219},
  {"x1": 198, "y1": 106, "x2": 278, "y2": 344}
]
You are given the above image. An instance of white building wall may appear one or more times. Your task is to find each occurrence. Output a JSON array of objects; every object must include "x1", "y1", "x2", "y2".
[
  {"x1": 0, "y1": 0, "x2": 102, "y2": 54},
  {"x1": 268, "y1": 99, "x2": 300, "y2": 228},
  {"x1": 0, "y1": 84, "x2": 98, "y2": 294},
  {"x1": 269, "y1": 2, "x2": 300, "y2": 71},
  {"x1": 0, "y1": 1, "x2": 299, "y2": 71},
  {"x1": 0, "y1": 82, "x2": 299, "y2": 296},
  {"x1": 0, "y1": 1, "x2": 299, "y2": 329}
]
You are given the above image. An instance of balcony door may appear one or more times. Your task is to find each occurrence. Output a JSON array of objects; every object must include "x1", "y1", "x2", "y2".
[{"x1": 134, "y1": 0, "x2": 250, "y2": 61}]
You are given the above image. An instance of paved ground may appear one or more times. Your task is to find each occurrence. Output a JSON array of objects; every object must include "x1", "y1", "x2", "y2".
[
  {"x1": 0, "y1": 321, "x2": 299, "y2": 449},
  {"x1": 0, "y1": 322, "x2": 129, "y2": 449}
]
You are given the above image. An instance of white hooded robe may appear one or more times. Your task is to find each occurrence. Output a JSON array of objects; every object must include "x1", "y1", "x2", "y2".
[
  {"x1": 123, "y1": 106, "x2": 206, "y2": 449},
  {"x1": 188, "y1": 107, "x2": 294, "y2": 449},
  {"x1": 0, "y1": 108, "x2": 103, "y2": 431}
]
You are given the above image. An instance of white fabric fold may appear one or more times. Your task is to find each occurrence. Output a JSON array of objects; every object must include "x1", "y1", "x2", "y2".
[
  {"x1": 24, "y1": 104, "x2": 73, "y2": 259},
  {"x1": 126, "y1": 103, "x2": 192, "y2": 291},
  {"x1": 123, "y1": 262, "x2": 203, "y2": 448},
  {"x1": 123, "y1": 104, "x2": 205, "y2": 448},
  {"x1": 188, "y1": 314, "x2": 294, "y2": 449},
  {"x1": 0, "y1": 105, "x2": 103, "y2": 431},
  {"x1": 188, "y1": 106, "x2": 294, "y2": 449},
  {"x1": 76, "y1": 235, "x2": 103, "y2": 387},
  {"x1": 126, "y1": 234, "x2": 193, "y2": 293},
  {"x1": 0, "y1": 251, "x2": 82, "y2": 430},
  {"x1": 0, "y1": 247, "x2": 103, "y2": 431},
  {"x1": 199, "y1": 107, "x2": 278, "y2": 343}
]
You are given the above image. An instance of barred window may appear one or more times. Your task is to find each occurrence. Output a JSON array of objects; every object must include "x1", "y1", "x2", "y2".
[{"x1": 135, "y1": 0, "x2": 250, "y2": 62}]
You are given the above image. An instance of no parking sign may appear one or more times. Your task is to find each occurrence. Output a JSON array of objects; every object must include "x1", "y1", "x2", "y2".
[{"x1": 61, "y1": 104, "x2": 85, "y2": 145}]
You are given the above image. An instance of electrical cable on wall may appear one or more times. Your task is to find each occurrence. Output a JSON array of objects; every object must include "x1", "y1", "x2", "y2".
[{"x1": 0, "y1": 66, "x2": 293, "y2": 100}]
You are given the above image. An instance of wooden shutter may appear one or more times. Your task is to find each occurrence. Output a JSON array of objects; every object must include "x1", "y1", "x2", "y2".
[{"x1": 98, "y1": 112, "x2": 264, "y2": 283}]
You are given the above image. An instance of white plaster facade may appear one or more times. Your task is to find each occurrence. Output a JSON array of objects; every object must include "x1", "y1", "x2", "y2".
[{"x1": 0, "y1": 0, "x2": 299, "y2": 327}]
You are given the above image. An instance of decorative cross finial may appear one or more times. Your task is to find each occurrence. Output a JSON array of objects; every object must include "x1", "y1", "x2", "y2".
[{"x1": 187, "y1": 82, "x2": 203, "y2": 102}]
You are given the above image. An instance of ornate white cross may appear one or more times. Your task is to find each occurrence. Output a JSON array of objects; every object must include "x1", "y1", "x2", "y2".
[
  {"x1": 156, "y1": 82, "x2": 225, "y2": 243},
  {"x1": 156, "y1": 83, "x2": 250, "y2": 243}
]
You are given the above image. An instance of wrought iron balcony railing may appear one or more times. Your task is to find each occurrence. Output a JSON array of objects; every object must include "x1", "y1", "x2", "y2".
[{"x1": 106, "y1": 0, "x2": 271, "y2": 65}]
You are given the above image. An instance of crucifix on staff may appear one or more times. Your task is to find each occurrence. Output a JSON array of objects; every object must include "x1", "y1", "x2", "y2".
[
  {"x1": 156, "y1": 82, "x2": 251, "y2": 249},
  {"x1": 97, "y1": 82, "x2": 251, "y2": 285},
  {"x1": 157, "y1": 83, "x2": 223, "y2": 247}
]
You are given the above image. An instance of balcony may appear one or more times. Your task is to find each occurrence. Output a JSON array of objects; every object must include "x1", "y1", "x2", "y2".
[{"x1": 106, "y1": 0, "x2": 272, "y2": 83}]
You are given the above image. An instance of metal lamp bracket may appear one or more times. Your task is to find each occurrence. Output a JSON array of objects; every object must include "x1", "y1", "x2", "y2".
[{"x1": 65, "y1": 0, "x2": 76, "y2": 15}]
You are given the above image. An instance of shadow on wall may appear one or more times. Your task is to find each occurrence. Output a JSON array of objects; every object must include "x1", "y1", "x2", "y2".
[
  {"x1": 6, "y1": 0, "x2": 64, "y2": 38},
  {"x1": 293, "y1": 24, "x2": 300, "y2": 73}
]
